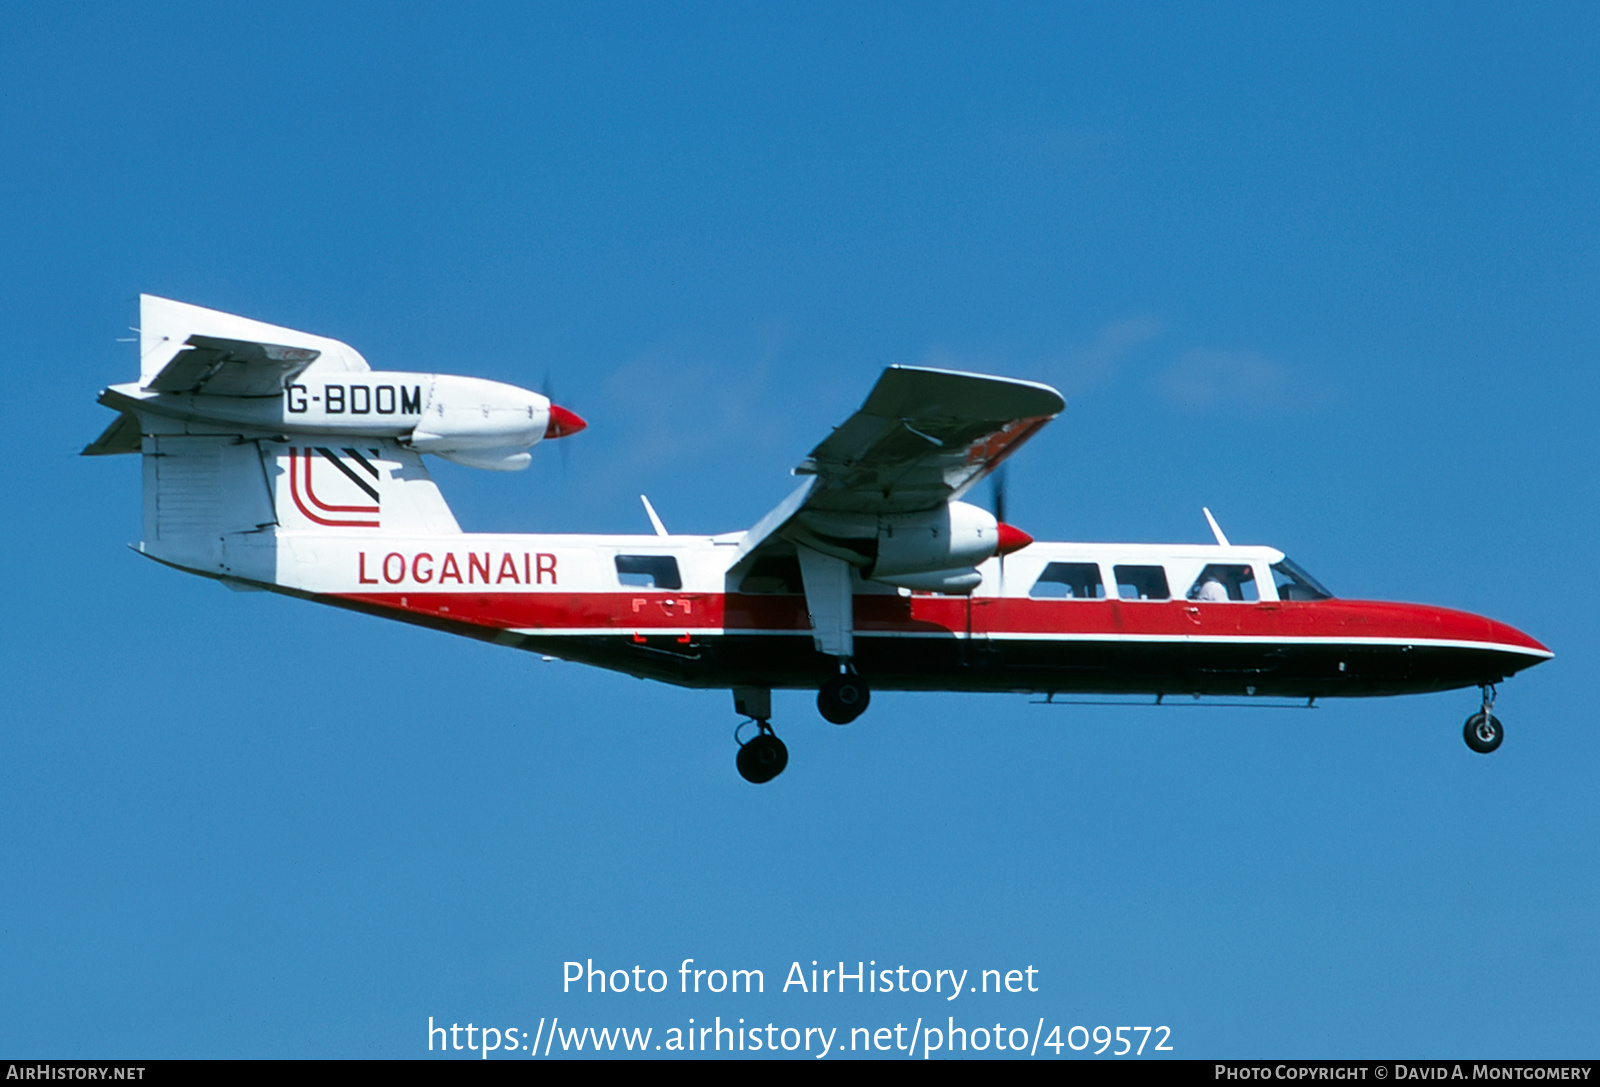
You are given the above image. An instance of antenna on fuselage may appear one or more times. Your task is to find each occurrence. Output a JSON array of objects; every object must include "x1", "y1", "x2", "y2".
[
  {"x1": 641, "y1": 495, "x2": 669, "y2": 536},
  {"x1": 1202, "y1": 507, "x2": 1231, "y2": 547}
]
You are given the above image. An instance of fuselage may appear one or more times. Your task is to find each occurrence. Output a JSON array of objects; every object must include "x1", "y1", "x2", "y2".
[{"x1": 260, "y1": 530, "x2": 1551, "y2": 700}]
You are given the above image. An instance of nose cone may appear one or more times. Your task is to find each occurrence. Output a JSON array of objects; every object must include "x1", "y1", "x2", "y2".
[
  {"x1": 1412, "y1": 603, "x2": 1553, "y2": 680},
  {"x1": 1460, "y1": 612, "x2": 1553, "y2": 686},
  {"x1": 995, "y1": 522, "x2": 1033, "y2": 556},
  {"x1": 1482, "y1": 616, "x2": 1553, "y2": 662},
  {"x1": 544, "y1": 404, "x2": 587, "y2": 439}
]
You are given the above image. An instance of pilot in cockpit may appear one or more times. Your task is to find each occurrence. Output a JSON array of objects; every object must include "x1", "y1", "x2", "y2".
[{"x1": 1191, "y1": 563, "x2": 1253, "y2": 602}]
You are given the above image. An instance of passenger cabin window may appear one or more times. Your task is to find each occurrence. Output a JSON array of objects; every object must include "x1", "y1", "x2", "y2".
[
  {"x1": 1188, "y1": 563, "x2": 1259, "y2": 602},
  {"x1": 1030, "y1": 562, "x2": 1105, "y2": 599},
  {"x1": 1115, "y1": 565, "x2": 1170, "y2": 600},
  {"x1": 615, "y1": 554, "x2": 682, "y2": 590},
  {"x1": 1272, "y1": 558, "x2": 1333, "y2": 601}
]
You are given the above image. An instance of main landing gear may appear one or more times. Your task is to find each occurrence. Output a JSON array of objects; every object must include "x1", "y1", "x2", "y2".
[
  {"x1": 1463, "y1": 684, "x2": 1504, "y2": 754},
  {"x1": 817, "y1": 666, "x2": 870, "y2": 725},
  {"x1": 732, "y1": 686, "x2": 787, "y2": 784},
  {"x1": 730, "y1": 670, "x2": 875, "y2": 783},
  {"x1": 735, "y1": 719, "x2": 789, "y2": 784}
]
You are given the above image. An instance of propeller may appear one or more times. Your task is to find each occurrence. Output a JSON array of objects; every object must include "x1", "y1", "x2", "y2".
[
  {"x1": 987, "y1": 463, "x2": 1034, "y2": 595},
  {"x1": 991, "y1": 464, "x2": 1010, "y2": 592},
  {"x1": 542, "y1": 370, "x2": 577, "y2": 474}
]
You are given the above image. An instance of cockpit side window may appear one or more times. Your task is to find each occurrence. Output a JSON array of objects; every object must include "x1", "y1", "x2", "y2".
[
  {"x1": 615, "y1": 554, "x2": 682, "y2": 590},
  {"x1": 1272, "y1": 559, "x2": 1333, "y2": 601},
  {"x1": 1029, "y1": 562, "x2": 1106, "y2": 599},
  {"x1": 1114, "y1": 565, "x2": 1170, "y2": 601},
  {"x1": 1188, "y1": 563, "x2": 1259, "y2": 602}
]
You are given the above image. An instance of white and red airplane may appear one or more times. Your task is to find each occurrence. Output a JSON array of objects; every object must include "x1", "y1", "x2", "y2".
[{"x1": 88, "y1": 297, "x2": 1552, "y2": 782}]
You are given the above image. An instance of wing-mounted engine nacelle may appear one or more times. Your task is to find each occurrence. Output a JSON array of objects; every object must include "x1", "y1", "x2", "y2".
[
  {"x1": 794, "y1": 500, "x2": 1033, "y2": 594},
  {"x1": 873, "y1": 567, "x2": 987, "y2": 594},
  {"x1": 872, "y1": 501, "x2": 1005, "y2": 580}
]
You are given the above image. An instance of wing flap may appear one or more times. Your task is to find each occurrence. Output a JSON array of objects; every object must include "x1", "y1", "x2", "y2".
[{"x1": 144, "y1": 334, "x2": 321, "y2": 397}]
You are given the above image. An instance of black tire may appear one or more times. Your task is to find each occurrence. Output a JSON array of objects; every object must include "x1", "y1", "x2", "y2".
[
  {"x1": 817, "y1": 674, "x2": 871, "y2": 725},
  {"x1": 736, "y1": 734, "x2": 789, "y2": 783},
  {"x1": 1463, "y1": 711, "x2": 1503, "y2": 754}
]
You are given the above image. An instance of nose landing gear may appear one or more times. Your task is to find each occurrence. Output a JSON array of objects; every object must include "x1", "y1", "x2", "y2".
[{"x1": 1463, "y1": 685, "x2": 1503, "y2": 754}]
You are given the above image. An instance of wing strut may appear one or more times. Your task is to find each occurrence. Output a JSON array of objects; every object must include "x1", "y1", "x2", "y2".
[{"x1": 796, "y1": 545, "x2": 854, "y2": 661}]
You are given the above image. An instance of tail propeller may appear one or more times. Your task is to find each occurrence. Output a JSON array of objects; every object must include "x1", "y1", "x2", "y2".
[{"x1": 542, "y1": 371, "x2": 585, "y2": 473}]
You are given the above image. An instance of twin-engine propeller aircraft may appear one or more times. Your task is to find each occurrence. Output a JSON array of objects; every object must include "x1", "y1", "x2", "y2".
[{"x1": 88, "y1": 297, "x2": 1551, "y2": 782}]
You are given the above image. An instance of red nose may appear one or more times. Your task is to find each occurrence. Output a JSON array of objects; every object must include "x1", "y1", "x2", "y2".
[
  {"x1": 996, "y1": 522, "x2": 1033, "y2": 556},
  {"x1": 544, "y1": 404, "x2": 587, "y2": 439}
]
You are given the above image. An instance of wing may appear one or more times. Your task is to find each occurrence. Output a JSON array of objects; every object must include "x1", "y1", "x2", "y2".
[
  {"x1": 796, "y1": 366, "x2": 1063, "y2": 515},
  {"x1": 144, "y1": 334, "x2": 321, "y2": 397},
  {"x1": 733, "y1": 365, "x2": 1063, "y2": 563}
]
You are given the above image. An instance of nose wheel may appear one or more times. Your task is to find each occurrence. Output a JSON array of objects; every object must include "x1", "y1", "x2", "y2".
[
  {"x1": 1463, "y1": 685, "x2": 1504, "y2": 754},
  {"x1": 735, "y1": 719, "x2": 789, "y2": 784}
]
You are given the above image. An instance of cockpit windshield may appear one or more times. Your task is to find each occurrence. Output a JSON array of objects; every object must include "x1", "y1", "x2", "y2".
[{"x1": 1272, "y1": 558, "x2": 1333, "y2": 601}]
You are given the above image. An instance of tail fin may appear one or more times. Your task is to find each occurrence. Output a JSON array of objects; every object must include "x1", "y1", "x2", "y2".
[
  {"x1": 89, "y1": 298, "x2": 463, "y2": 588},
  {"x1": 133, "y1": 436, "x2": 461, "y2": 585}
]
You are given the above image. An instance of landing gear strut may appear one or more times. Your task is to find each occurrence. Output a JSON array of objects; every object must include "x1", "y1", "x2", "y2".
[
  {"x1": 735, "y1": 719, "x2": 789, "y2": 784},
  {"x1": 817, "y1": 666, "x2": 870, "y2": 725},
  {"x1": 1463, "y1": 684, "x2": 1503, "y2": 754}
]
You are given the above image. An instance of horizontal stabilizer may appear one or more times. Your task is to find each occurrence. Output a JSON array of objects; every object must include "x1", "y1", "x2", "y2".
[
  {"x1": 138, "y1": 294, "x2": 371, "y2": 390},
  {"x1": 82, "y1": 410, "x2": 142, "y2": 456}
]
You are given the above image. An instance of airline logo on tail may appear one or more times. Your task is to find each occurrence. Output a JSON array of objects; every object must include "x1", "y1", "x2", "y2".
[{"x1": 287, "y1": 446, "x2": 382, "y2": 528}]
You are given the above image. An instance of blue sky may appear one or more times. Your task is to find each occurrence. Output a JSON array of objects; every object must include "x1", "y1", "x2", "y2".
[{"x1": 2, "y1": 2, "x2": 1595, "y2": 1058}]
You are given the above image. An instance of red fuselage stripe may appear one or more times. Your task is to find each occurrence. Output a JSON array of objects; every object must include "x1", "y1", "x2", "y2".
[{"x1": 330, "y1": 590, "x2": 1550, "y2": 655}]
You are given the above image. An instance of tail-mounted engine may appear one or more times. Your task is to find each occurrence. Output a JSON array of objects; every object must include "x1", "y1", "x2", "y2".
[{"x1": 85, "y1": 296, "x2": 585, "y2": 472}]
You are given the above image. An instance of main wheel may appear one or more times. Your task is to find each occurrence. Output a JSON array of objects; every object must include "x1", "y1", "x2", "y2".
[
  {"x1": 1463, "y1": 711, "x2": 1503, "y2": 754},
  {"x1": 817, "y1": 674, "x2": 871, "y2": 725},
  {"x1": 736, "y1": 733, "x2": 789, "y2": 783}
]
